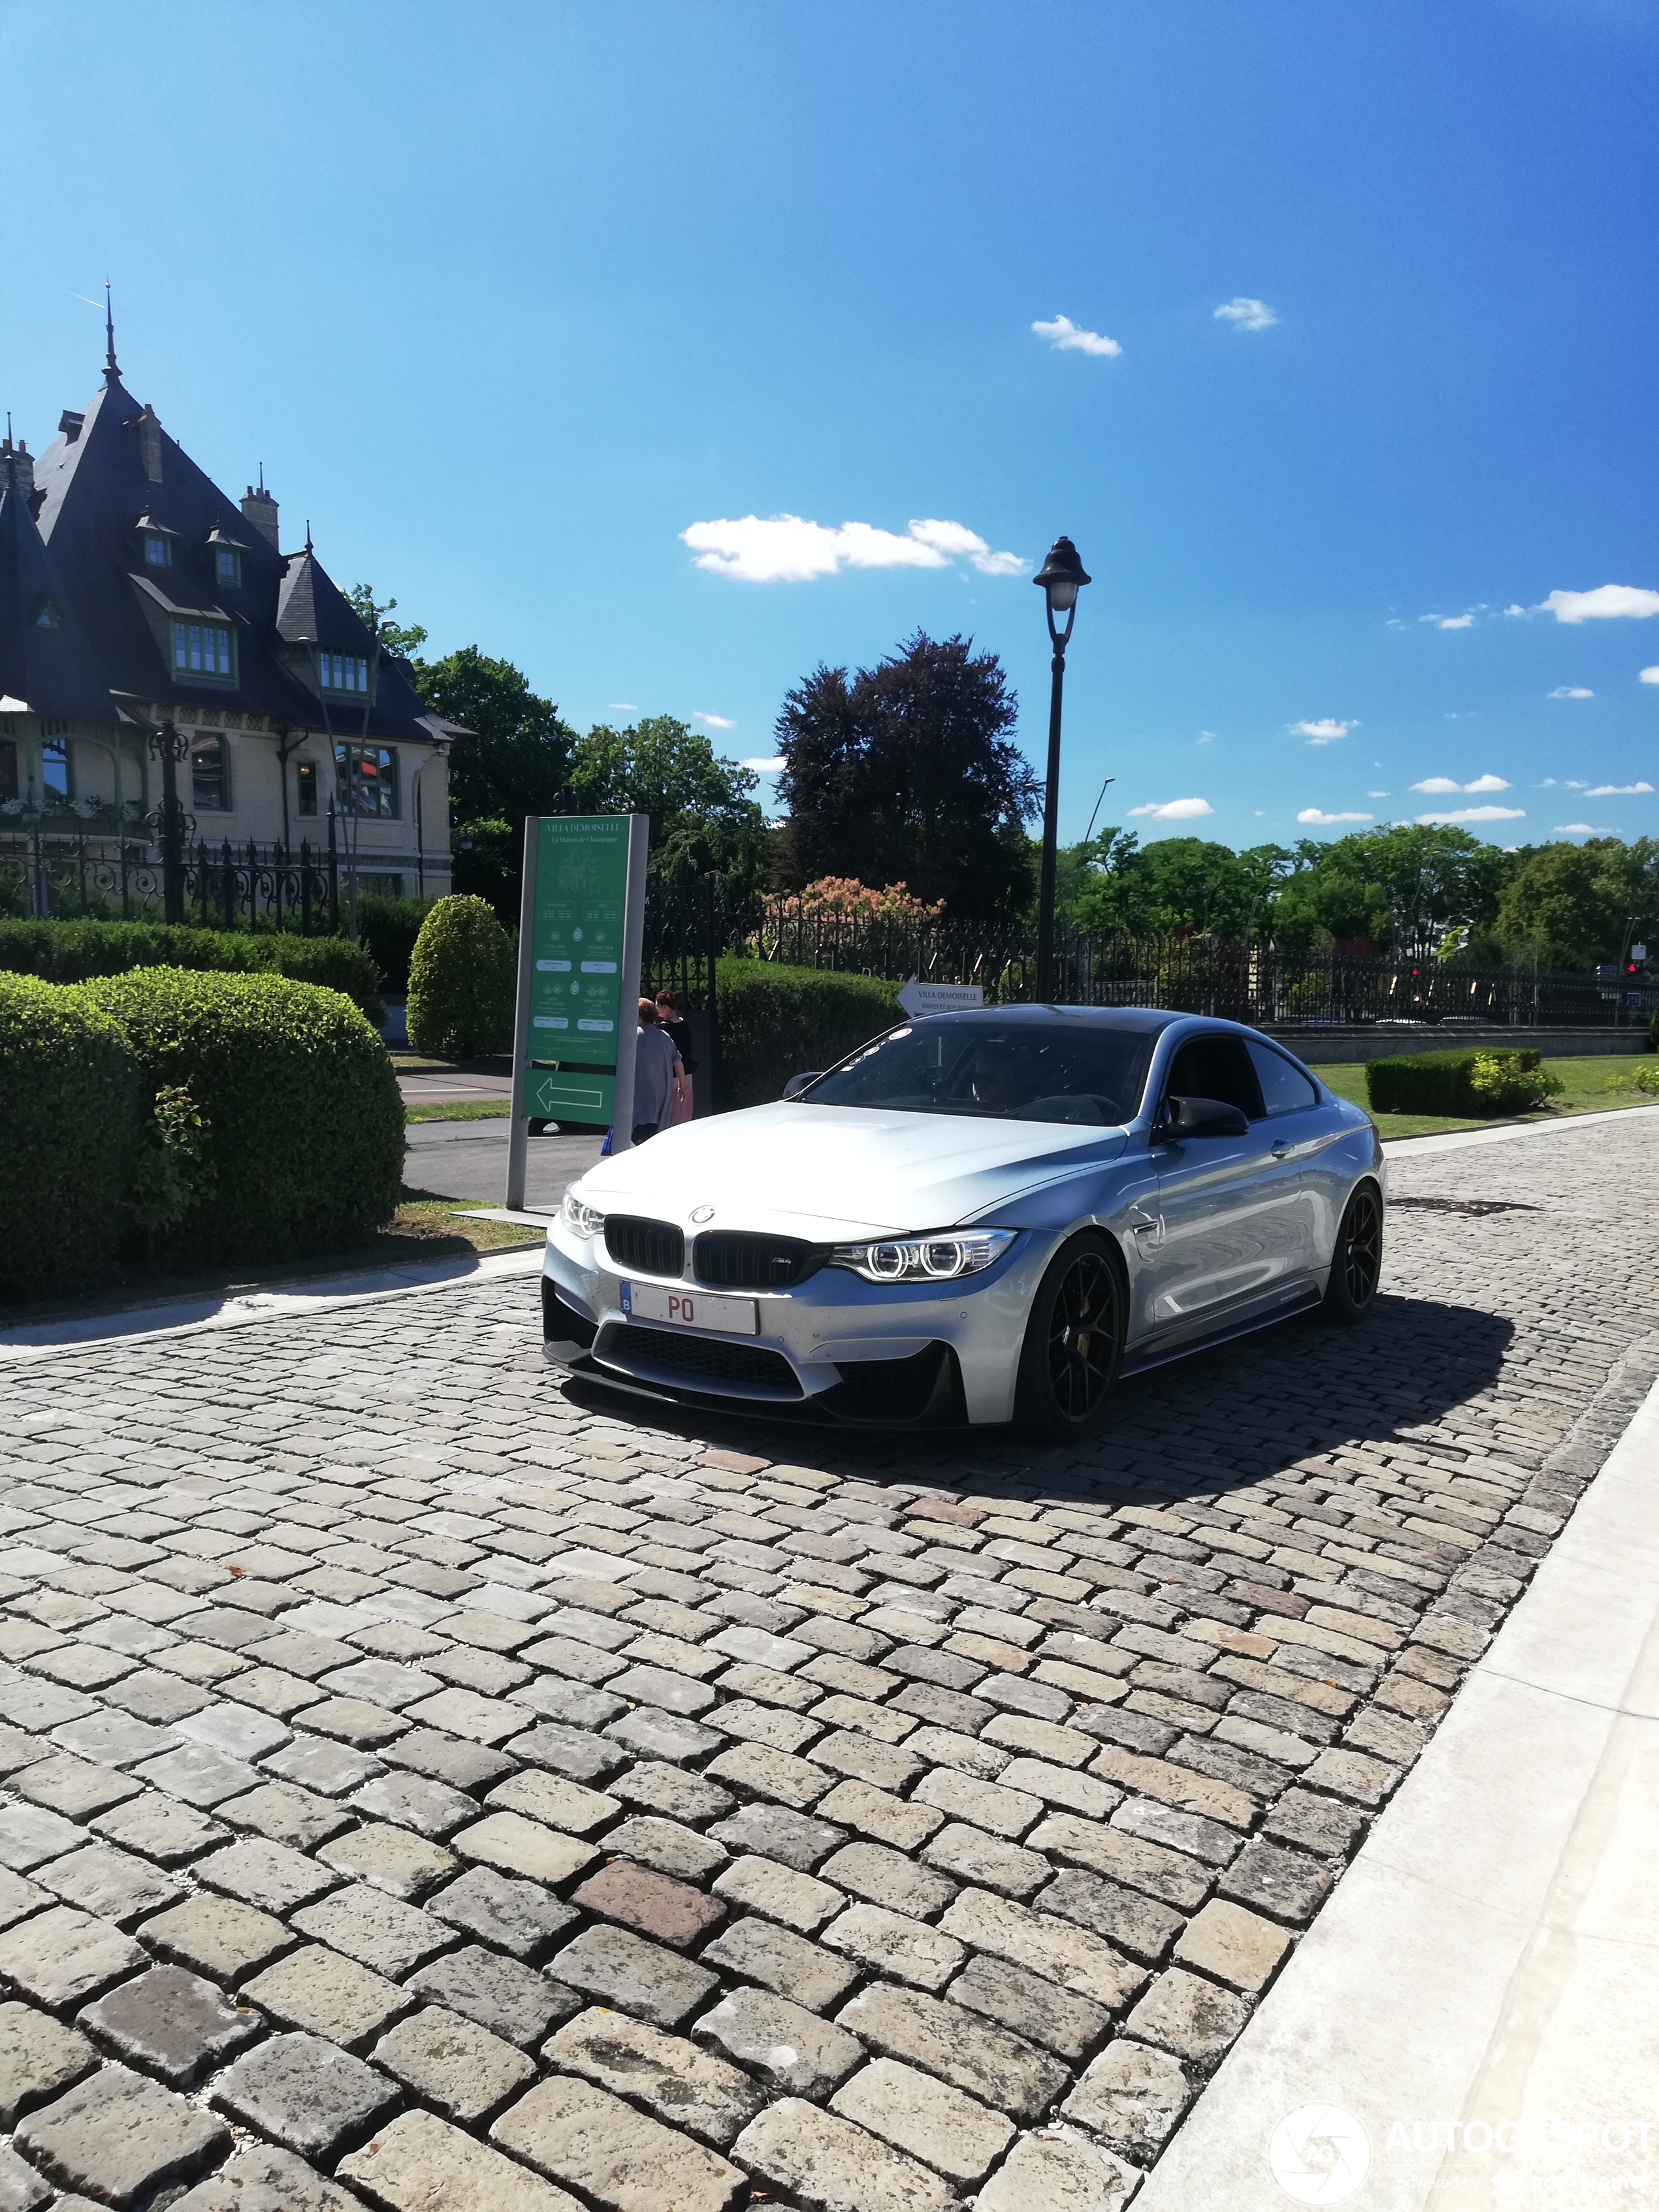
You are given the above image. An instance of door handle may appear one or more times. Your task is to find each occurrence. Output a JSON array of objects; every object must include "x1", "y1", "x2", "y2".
[{"x1": 1270, "y1": 1141, "x2": 1292, "y2": 1159}]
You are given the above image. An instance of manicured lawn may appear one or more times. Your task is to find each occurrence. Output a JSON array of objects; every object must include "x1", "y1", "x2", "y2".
[
  {"x1": 404, "y1": 1098, "x2": 511, "y2": 1123},
  {"x1": 1312, "y1": 1054, "x2": 1659, "y2": 1141}
]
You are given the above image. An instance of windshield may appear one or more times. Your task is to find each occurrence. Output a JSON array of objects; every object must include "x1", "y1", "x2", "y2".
[{"x1": 801, "y1": 1018, "x2": 1154, "y2": 1125}]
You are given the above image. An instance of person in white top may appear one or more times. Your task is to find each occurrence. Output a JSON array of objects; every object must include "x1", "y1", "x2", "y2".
[{"x1": 630, "y1": 999, "x2": 681, "y2": 1144}]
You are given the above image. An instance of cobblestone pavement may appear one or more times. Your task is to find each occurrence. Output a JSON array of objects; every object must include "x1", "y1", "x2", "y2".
[{"x1": 2, "y1": 1116, "x2": 1656, "y2": 2212}]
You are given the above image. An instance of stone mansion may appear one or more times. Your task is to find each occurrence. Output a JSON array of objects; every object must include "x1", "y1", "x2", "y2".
[{"x1": 0, "y1": 323, "x2": 457, "y2": 896}]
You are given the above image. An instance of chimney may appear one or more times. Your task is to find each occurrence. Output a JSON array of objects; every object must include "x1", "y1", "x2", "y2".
[
  {"x1": 242, "y1": 483, "x2": 280, "y2": 549},
  {"x1": 1, "y1": 437, "x2": 33, "y2": 502},
  {"x1": 138, "y1": 403, "x2": 163, "y2": 484}
]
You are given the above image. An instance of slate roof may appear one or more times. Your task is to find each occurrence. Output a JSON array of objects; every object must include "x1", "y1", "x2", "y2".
[
  {"x1": 12, "y1": 362, "x2": 457, "y2": 744},
  {"x1": 0, "y1": 464, "x2": 119, "y2": 722}
]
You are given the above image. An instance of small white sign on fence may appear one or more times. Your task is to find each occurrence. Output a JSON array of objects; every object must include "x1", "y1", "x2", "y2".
[{"x1": 896, "y1": 977, "x2": 986, "y2": 1018}]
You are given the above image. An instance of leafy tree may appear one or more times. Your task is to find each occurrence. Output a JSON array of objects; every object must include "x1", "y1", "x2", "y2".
[
  {"x1": 347, "y1": 584, "x2": 428, "y2": 662},
  {"x1": 775, "y1": 632, "x2": 1039, "y2": 922},
  {"x1": 1494, "y1": 837, "x2": 1659, "y2": 967},
  {"x1": 568, "y1": 715, "x2": 768, "y2": 888},
  {"x1": 410, "y1": 646, "x2": 577, "y2": 828},
  {"x1": 1270, "y1": 824, "x2": 1511, "y2": 957}
]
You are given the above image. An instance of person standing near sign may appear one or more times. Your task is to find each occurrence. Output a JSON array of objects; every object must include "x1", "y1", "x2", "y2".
[
  {"x1": 654, "y1": 988, "x2": 696, "y2": 1123},
  {"x1": 631, "y1": 999, "x2": 680, "y2": 1146}
]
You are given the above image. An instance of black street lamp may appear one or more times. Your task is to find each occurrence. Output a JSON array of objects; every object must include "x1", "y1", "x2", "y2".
[{"x1": 1033, "y1": 536, "x2": 1091, "y2": 1002}]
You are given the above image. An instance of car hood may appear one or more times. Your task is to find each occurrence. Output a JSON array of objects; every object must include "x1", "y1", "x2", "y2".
[{"x1": 569, "y1": 1102, "x2": 1130, "y2": 1238}]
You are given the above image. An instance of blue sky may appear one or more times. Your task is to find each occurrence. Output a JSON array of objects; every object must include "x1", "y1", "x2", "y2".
[{"x1": 3, "y1": 0, "x2": 1656, "y2": 852}]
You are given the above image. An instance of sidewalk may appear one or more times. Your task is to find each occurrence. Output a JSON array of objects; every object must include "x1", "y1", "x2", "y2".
[{"x1": 1135, "y1": 1368, "x2": 1659, "y2": 2211}]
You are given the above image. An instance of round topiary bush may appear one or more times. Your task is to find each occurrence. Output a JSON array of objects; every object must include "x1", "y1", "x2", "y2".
[
  {"x1": 0, "y1": 973, "x2": 143, "y2": 1300},
  {"x1": 406, "y1": 895, "x2": 515, "y2": 1059},
  {"x1": 81, "y1": 968, "x2": 403, "y2": 1266}
]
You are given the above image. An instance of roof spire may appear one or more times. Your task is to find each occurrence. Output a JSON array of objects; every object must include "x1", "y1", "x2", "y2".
[
  {"x1": 3, "y1": 412, "x2": 14, "y2": 489},
  {"x1": 104, "y1": 280, "x2": 120, "y2": 383},
  {"x1": 305, "y1": 519, "x2": 314, "y2": 554}
]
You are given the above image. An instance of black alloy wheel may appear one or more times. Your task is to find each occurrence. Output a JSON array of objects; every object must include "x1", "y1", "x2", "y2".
[
  {"x1": 1015, "y1": 1233, "x2": 1125, "y2": 1441},
  {"x1": 1325, "y1": 1182, "x2": 1383, "y2": 1323}
]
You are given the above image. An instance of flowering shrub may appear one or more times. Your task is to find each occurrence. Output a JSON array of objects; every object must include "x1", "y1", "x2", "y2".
[
  {"x1": 1466, "y1": 1051, "x2": 1563, "y2": 1114},
  {"x1": 762, "y1": 876, "x2": 946, "y2": 927}
]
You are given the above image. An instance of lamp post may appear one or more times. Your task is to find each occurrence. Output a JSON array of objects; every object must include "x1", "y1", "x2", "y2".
[
  {"x1": 1033, "y1": 536, "x2": 1091, "y2": 1002},
  {"x1": 146, "y1": 720, "x2": 191, "y2": 924}
]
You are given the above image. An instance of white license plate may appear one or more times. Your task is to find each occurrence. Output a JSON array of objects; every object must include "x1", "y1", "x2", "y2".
[{"x1": 620, "y1": 1281, "x2": 758, "y2": 1336}]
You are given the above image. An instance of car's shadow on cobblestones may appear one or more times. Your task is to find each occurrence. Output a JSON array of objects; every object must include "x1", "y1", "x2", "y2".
[{"x1": 556, "y1": 1292, "x2": 1515, "y2": 1508}]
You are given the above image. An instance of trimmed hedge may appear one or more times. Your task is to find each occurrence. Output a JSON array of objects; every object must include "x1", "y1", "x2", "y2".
[
  {"x1": 79, "y1": 969, "x2": 404, "y2": 1266},
  {"x1": 0, "y1": 975, "x2": 143, "y2": 1300},
  {"x1": 716, "y1": 959, "x2": 901, "y2": 1111},
  {"x1": 407, "y1": 896, "x2": 515, "y2": 1059},
  {"x1": 357, "y1": 894, "x2": 437, "y2": 997},
  {"x1": 1366, "y1": 1046, "x2": 1547, "y2": 1117},
  {"x1": 0, "y1": 919, "x2": 385, "y2": 1027}
]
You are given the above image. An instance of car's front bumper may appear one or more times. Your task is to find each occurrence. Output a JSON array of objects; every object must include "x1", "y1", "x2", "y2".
[{"x1": 541, "y1": 1220, "x2": 1055, "y2": 1426}]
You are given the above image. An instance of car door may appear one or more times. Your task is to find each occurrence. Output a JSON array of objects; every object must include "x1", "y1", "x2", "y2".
[
  {"x1": 1140, "y1": 1031, "x2": 1311, "y2": 1335},
  {"x1": 1244, "y1": 1036, "x2": 1347, "y2": 1261}
]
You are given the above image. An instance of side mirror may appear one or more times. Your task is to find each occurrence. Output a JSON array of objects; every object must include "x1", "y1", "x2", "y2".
[
  {"x1": 782, "y1": 1071, "x2": 822, "y2": 1100},
  {"x1": 1163, "y1": 1094, "x2": 1250, "y2": 1139}
]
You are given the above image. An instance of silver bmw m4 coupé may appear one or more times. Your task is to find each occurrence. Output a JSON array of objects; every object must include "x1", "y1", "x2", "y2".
[{"x1": 542, "y1": 1006, "x2": 1386, "y2": 1441}]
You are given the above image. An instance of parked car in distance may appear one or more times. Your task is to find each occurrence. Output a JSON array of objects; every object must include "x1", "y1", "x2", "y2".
[{"x1": 541, "y1": 1006, "x2": 1386, "y2": 1440}]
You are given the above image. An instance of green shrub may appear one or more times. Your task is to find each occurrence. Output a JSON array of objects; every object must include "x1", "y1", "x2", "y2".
[
  {"x1": 406, "y1": 896, "x2": 515, "y2": 1059},
  {"x1": 1633, "y1": 1062, "x2": 1659, "y2": 1097},
  {"x1": 356, "y1": 894, "x2": 436, "y2": 996},
  {"x1": 0, "y1": 974, "x2": 144, "y2": 1300},
  {"x1": 0, "y1": 918, "x2": 384, "y2": 1025},
  {"x1": 1366, "y1": 1046, "x2": 1547, "y2": 1118},
  {"x1": 715, "y1": 959, "x2": 901, "y2": 1110},
  {"x1": 81, "y1": 969, "x2": 402, "y2": 1265},
  {"x1": 1466, "y1": 1051, "x2": 1562, "y2": 1113}
]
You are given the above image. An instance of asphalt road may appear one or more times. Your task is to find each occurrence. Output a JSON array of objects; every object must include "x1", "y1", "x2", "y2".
[{"x1": 402, "y1": 1117, "x2": 604, "y2": 1211}]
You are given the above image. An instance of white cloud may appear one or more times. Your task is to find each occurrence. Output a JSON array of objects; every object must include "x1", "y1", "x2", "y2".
[
  {"x1": 1197, "y1": 730, "x2": 1215, "y2": 744},
  {"x1": 1438, "y1": 615, "x2": 1474, "y2": 630},
  {"x1": 1032, "y1": 315, "x2": 1121, "y2": 358},
  {"x1": 694, "y1": 711, "x2": 735, "y2": 729},
  {"x1": 1641, "y1": 667, "x2": 1659, "y2": 684},
  {"x1": 741, "y1": 756, "x2": 786, "y2": 774},
  {"x1": 1215, "y1": 297, "x2": 1278, "y2": 331},
  {"x1": 1127, "y1": 797, "x2": 1214, "y2": 821},
  {"x1": 1541, "y1": 585, "x2": 1659, "y2": 623},
  {"x1": 1585, "y1": 781, "x2": 1655, "y2": 795},
  {"x1": 681, "y1": 513, "x2": 1023, "y2": 583},
  {"x1": 1297, "y1": 809, "x2": 1374, "y2": 825},
  {"x1": 1554, "y1": 823, "x2": 1595, "y2": 834},
  {"x1": 1294, "y1": 718, "x2": 1357, "y2": 743},
  {"x1": 1415, "y1": 805, "x2": 1526, "y2": 824},
  {"x1": 609, "y1": 702, "x2": 637, "y2": 711},
  {"x1": 1547, "y1": 686, "x2": 1594, "y2": 699},
  {"x1": 1368, "y1": 790, "x2": 1391, "y2": 797},
  {"x1": 1411, "y1": 773, "x2": 1509, "y2": 794}
]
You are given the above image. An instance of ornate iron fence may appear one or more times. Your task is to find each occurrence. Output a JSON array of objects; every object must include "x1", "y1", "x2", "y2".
[{"x1": 0, "y1": 827, "x2": 342, "y2": 933}]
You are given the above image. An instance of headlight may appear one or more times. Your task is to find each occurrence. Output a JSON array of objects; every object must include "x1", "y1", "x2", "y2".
[
  {"x1": 562, "y1": 1190, "x2": 605, "y2": 1239},
  {"x1": 828, "y1": 1229, "x2": 1017, "y2": 1284}
]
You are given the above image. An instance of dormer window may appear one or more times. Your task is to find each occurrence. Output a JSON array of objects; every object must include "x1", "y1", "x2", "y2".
[
  {"x1": 214, "y1": 546, "x2": 241, "y2": 586},
  {"x1": 144, "y1": 534, "x2": 170, "y2": 567},
  {"x1": 319, "y1": 651, "x2": 372, "y2": 695},
  {"x1": 172, "y1": 620, "x2": 234, "y2": 680}
]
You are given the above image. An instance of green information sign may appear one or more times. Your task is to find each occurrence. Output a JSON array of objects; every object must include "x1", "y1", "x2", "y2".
[{"x1": 517, "y1": 814, "x2": 638, "y2": 1125}]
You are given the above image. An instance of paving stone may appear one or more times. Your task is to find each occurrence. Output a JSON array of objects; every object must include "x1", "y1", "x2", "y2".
[
  {"x1": 1174, "y1": 1896, "x2": 1293, "y2": 1991},
  {"x1": 549, "y1": 1924, "x2": 718, "y2": 2030},
  {"x1": 492, "y1": 2073, "x2": 743, "y2": 2212},
  {"x1": 837, "y1": 1983, "x2": 1068, "y2": 2121},
  {"x1": 141, "y1": 1892, "x2": 294, "y2": 1981},
  {"x1": 0, "y1": 2000, "x2": 96, "y2": 2126},
  {"x1": 1264, "y1": 1785, "x2": 1368, "y2": 1858},
  {"x1": 50, "y1": 1712, "x2": 182, "y2": 1770},
  {"x1": 37, "y1": 1840, "x2": 182, "y2": 1925},
  {"x1": 0, "y1": 2142, "x2": 48, "y2": 2212},
  {"x1": 0, "y1": 1803, "x2": 85, "y2": 1873},
  {"x1": 293, "y1": 1883, "x2": 452, "y2": 1975},
  {"x1": 319, "y1": 1821, "x2": 456, "y2": 1899},
  {"x1": 912, "y1": 1764, "x2": 1041, "y2": 1837},
  {"x1": 732, "y1": 2096, "x2": 955, "y2": 2212},
  {"x1": 452, "y1": 1809, "x2": 596, "y2": 1889},
  {"x1": 707, "y1": 1801, "x2": 844, "y2": 1870},
  {"x1": 604, "y1": 1707, "x2": 722, "y2": 1765},
  {"x1": 822, "y1": 1903, "x2": 964, "y2": 1991},
  {"x1": 1123, "y1": 1964, "x2": 1250, "y2": 2061},
  {"x1": 508, "y1": 1721, "x2": 630, "y2": 1784},
  {"x1": 1030, "y1": 1813, "x2": 1212, "y2": 1908},
  {"x1": 922, "y1": 1821, "x2": 1048, "y2": 1900},
  {"x1": 485, "y1": 1768, "x2": 620, "y2": 1837},
  {"x1": 832, "y1": 2053, "x2": 1015, "y2": 2187},
  {"x1": 605, "y1": 1814, "x2": 727, "y2": 1881},
  {"x1": 89, "y1": 1793, "x2": 227, "y2": 1865},
  {"x1": 242, "y1": 1944, "x2": 411, "y2": 2047},
  {"x1": 572, "y1": 1858, "x2": 724, "y2": 1948},
  {"x1": 214, "y1": 2029, "x2": 400, "y2": 2160},
  {"x1": 712, "y1": 1853, "x2": 842, "y2": 1933},
  {"x1": 693, "y1": 1985, "x2": 865, "y2": 2098},
  {"x1": 373, "y1": 2001, "x2": 536, "y2": 2121},
  {"x1": 975, "y1": 2130, "x2": 1140, "y2": 2211},
  {"x1": 1039, "y1": 1866, "x2": 1186, "y2": 1965},
  {"x1": 941, "y1": 1887, "x2": 1144, "y2": 2010},
  {"x1": 134, "y1": 1744, "x2": 261, "y2": 1807},
  {"x1": 701, "y1": 1917, "x2": 857, "y2": 2013},
  {"x1": 346, "y1": 1769, "x2": 478, "y2": 1838},
  {"x1": 382, "y1": 1727, "x2": 515, "y2": 1792},
  {"x1": 77, "y1": 1964, "x2": 263, "y2": 2085},
  {"x1": 819, "y1": 1840, "x2": 950, "y2": 1921},
  {"x1": 547, "y1": 2006, "x2": 765, "y2": 2147},
  {"x1": 16, "y1": 2060, "x2": 230, "y2": 2206},
  {"x1": 0, "y1": 1906, "x2": 146, "y2": 2008},
  {"x1": 339, "y1": 2107, "x2": 581, "y2": 2211},
  {"x1": 9, "y1": 1753, "x2": 142, "y2": 1821},
  {"x1": 949, "y1": 1949, "x2": 1112, "y2": 2061},
  {"x1": 427, "y1": 1865, "x2": 577, "y2": 1961},
  {"x1": 1063, "y1": 2037, "x2": 1192, "y2": 2160},
  {"x1": 704, "y1": 1740, "x2": 833, "y2": 1809},
  {"x1": 1218, "y1": 1835, "x2": 1336, "y2": 1924},
  {"x1": 171, "y1": 2142, "x2": 372, "y2": 2211},
  {"x1": 815, "y1": 1778, "x2": 942, "y2": 1851},
  {"x1": 176, "y1": 1701, "x2": 291, "y2": 1761},
  {"x1": 408, "y1": 1943, "x2": 579, "y2": 2047},
  {"x1": 198, "y1": 1836, "x2": 339, "y2": 1913},
  {"x1": 264, "y1": 1736, "x2": 385, "y2": 1796},
  {"x1": 0, "y1": 1868, "x2": 45, "y2": 1932},
  {"x1": 610, "y1": 1759, "x2": 734, "y2": 1824}
]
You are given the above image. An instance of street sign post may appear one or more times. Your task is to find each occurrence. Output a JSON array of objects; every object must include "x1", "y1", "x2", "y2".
[
  {"x1": 506, "y1": 813, "x2": 649, "y2": 1210},
  {"x1": 895, "y1": 978, "x2": 986, "y2": 1019}
]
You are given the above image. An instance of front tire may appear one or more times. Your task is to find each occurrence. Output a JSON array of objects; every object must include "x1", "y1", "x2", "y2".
[
  {"x1": 1324, "y1": 1182, "x2": 1383, "y2": 1324},
  {"x1": 1014, "y1": 1233, "x2": 1125, "y2": 1443}
]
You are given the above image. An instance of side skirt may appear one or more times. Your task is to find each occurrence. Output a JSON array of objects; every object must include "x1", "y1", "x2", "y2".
[{"x1": 1120, "y1": 1279, "x2": 1325, "y2": 1376}]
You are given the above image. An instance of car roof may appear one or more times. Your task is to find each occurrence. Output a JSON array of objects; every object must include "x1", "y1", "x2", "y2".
[{"x1": 909, "y1": 1005, "x2": 1187, "y2": 1034}]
